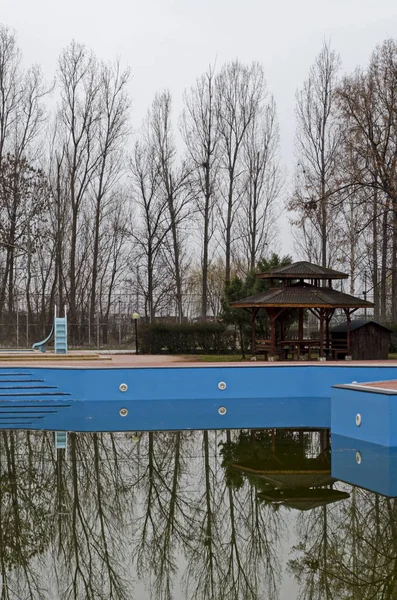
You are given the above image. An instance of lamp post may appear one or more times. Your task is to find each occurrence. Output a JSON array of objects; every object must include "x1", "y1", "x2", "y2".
[
  {"x1": 132, "y1": 312, "x2": 140, "y2": 355},
  {"x1": 16, "y1": 297, "x2": 19, "y2": 348},
  {"x1": 118, "y1": 298, "x2": 122, "y2": 347}
]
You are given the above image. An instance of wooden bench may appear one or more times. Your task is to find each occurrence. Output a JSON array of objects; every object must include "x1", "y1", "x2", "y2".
[
  {"x1": 255, "y1": 340, "x2": 288, "y2": 360},
  {"x1": 328, "y1": 341, "x2": 349, "y2": 360}
]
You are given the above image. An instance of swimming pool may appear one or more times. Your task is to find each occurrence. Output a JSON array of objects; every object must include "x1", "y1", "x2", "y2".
[{"x1": 0, "y1": 363, "x2": 396, "y2": 432}]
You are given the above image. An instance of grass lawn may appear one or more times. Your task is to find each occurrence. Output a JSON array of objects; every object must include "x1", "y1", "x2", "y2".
[
  {"x1": 191, "y1": 353, "x2": 397, "y2": 362},
  {"x1": 182, "y1": 354, "x2": 251, "y2": 362}
]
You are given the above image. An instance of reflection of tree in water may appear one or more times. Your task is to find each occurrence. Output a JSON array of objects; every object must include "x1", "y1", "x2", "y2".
[
  {"x1": 183, "y1": 430, "x2": 222, "y2": 599},
  {"x1": 54, "y1": 432, "x2": 135, "y2": 599},
  {"x1": 6, "y1": 427, "x2": 396, "y2": 600},
  {"x1": 218, "y1": 430, "x2": 283, "y2": 600},
  {"x1": 0, "y1": 430, "x2": 138, "y2": 599},
  {"x1": 289, "y1": 489, "x2": 397, "y2": 599},
  {"x1": 0, "y1": 429, "x2": 291, "y2": 599},
  {"x1": 184, "y1": 430, "x2": 283, "y2": 600},
  {"x1": 130, "y1": 430, "x2": 283, "y2": 600},
  {"x1": 131, "y1": 431, "x2": 196, "y2": 599},
  {"x1": 0, "y1": 430, "x2": 57, "y2": 599}
]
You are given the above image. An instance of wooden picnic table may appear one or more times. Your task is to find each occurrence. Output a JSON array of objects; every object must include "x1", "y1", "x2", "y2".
[
  {"x1": 256, "y1": 337, "x2": 350, "y2": 360},
  {"x1": 278, "y1": 339, "x2": 321, "y2": 360},
  {"x1": 256, "y1": 339, "x2": 321, "y2": 360}
]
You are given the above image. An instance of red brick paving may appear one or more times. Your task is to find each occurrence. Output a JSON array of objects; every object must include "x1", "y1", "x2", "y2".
[{"x1": 361, "y1": 380, "x2": 397, "y2": 391}]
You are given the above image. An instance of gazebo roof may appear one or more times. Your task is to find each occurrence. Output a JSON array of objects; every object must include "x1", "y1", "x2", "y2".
[
  {"x1": 232, "y1": 464, "x2": 334, "y2": 489},
  {"x1": 257, "y1": 488, "x2": 350, "y2": 511},
  {"x1": 257, "y1": 261, "x2": 348, "y2": 280},
  {"x1": 230, "y1": 284, "x2": 374, "y2": 309}
]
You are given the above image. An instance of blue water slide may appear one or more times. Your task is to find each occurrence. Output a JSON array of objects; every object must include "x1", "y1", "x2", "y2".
[
  {"x1": 32, "y1": 325, "x2": 54, "y2": 353},
  {"x1": 32, "y1": 307, "x2": 68, "y2": 354}
]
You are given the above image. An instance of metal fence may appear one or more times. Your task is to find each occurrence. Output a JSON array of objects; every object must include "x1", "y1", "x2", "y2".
[
  {"x1": 0, "y1": 314, "x2": 140, "y2": 349},
  {"x1": 0, "y1": 290, "x2": 394, "y2": 350}
]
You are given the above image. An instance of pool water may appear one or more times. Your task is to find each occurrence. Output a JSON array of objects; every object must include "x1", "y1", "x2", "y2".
[{"x1": 0, "y1": 428, "x2": 394, "y2": 599}]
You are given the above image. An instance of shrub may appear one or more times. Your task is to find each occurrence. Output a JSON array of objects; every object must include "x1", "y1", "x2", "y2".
[{"x1": 139, "y1": 322, "x2": 236, "y2": 354}]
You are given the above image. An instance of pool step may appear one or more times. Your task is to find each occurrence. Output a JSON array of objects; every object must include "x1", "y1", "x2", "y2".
[{"x1": 0, "y1": 370, "x2": 73, "y2": 429}]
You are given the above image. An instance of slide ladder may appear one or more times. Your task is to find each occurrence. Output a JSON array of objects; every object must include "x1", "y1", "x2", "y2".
[{"x1": 54, "y1": 307, "x2": 68, "y2": 354}]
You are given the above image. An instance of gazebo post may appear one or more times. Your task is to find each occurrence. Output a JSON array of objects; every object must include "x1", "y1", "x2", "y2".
[
  {"x1": 319, "y1": 309, "x2": 325, "y2": 357},
  {"x1": 251, "y1": 308, "x2": 258, "y2": 357},
  {"x1": 269, "y1": 309, "x2": 277, "y2": 356},
  {"x1": 298, "y1": 308, "x2": 304, "y2": 340},
  {"x1": 325, "y1": 309, "x2": 335, "y2": 356},
  {"x1": 344, "y1": 308, "x2": 352, "y2": 355}
]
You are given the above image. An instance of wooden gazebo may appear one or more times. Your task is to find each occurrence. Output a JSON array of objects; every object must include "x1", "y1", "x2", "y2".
[{"x1": 230, "y1": 261, "x2": 374, "y2": 359}]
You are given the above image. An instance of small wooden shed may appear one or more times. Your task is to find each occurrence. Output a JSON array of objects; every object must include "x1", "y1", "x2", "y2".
[{"x1": 331, "y1": 320, "x2": 391, "y2": 360}]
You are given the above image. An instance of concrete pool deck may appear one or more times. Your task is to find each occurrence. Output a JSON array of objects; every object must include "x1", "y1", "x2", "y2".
[{"x1": 0, "y1": 351, "x2": 396, "y2": 368}]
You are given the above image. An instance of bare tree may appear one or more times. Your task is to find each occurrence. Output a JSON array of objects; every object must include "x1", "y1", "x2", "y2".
[
  {"x1": 56, "y1": 41, "x2": 101, "y2": 341},
  {"x1": 150, "y1": 91, "x2": 191, "y2": 322},
  {"x1": 0, "y1": 25, "x2": 21, "y2": 168},
  {"x1": 181, "y1": 65, "x2": 219, "y2": 318},
  {"x1": 0, "y1": 26, "x2": 49, "y2": 318},
  {"x1": 239, "y1": 94, "x2": 282, "y2": 271},
  {"x1": 337, "y1": 39, "x2": 397, "y2": 320},
  {"x1": 89, "y1": 60, "x2": 131, "y2": 335},
  {"x1": 216, "y1": 60, "x2": 265, "y2": 285},
  {"x1": 129, "y1": 131, "x2": 169, "y2": 322},
  {"x1": 290, "y1": 41, "x2": 342, "y2": 268}
]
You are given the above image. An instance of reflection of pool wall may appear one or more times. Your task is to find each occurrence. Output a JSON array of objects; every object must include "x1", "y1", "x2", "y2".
[
  {"x1": 332, "y1": 434, "x2": 397, "y2": 496},
  {"x1": 1, "y1": 364, "x2": 397, "y2": 432}
]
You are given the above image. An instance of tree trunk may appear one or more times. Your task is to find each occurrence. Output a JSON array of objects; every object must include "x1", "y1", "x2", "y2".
[
  {"x1": 201, "y1": 165, "x2": 210, "y2": 319},
  {"x1": 392, "y1": 201, "x2": 397, "y2": 322},
  {"x1": 168, "y1": 191, "x2": 183, "y2": 322},
  {"x1": 372, "y1": 187, "x2": 379, "y2": 319},
  {"x1": 225, "y1": 175, "x2": 233, "y2": 287},
  {"x1": 380, "y1": 203, "x2": 389, "y2": 319}
]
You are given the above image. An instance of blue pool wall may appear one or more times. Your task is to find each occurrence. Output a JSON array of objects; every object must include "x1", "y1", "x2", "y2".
[
  {"x1": 332, "y1": 385, "x2": 397, "y2": 445},
  {"x1": 2, "y1": 364, "x2": 396, "y2": 432}
]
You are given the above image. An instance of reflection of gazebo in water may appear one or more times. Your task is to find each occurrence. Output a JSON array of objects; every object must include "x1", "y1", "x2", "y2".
[
  {"x1": 230, "y1": 261, "x2": 374, "y2": 359},
  {"x1": 230, "y1": 430, "x2": 350, "y2": 511}
]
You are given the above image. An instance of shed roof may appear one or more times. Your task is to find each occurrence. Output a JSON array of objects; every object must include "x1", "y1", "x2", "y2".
[
  {"x1": 331, "y1": 319, "x2": 392, "y2": 333},
  {"x1": 257, "y1": 261, "x2": 348, "y2": 280},
  {"x1": 230, "y1": 285, "x2": 374, "y2": 309}
]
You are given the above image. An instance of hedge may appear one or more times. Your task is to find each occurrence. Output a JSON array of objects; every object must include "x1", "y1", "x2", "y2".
[{"x1": 139, "y1": 322, "x2": 237, "y2": 354}]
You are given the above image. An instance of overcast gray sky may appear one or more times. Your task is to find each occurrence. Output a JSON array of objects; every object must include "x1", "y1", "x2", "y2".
[{"x1": 3, "y1": 0, "x2": 397, "y2": 255}]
